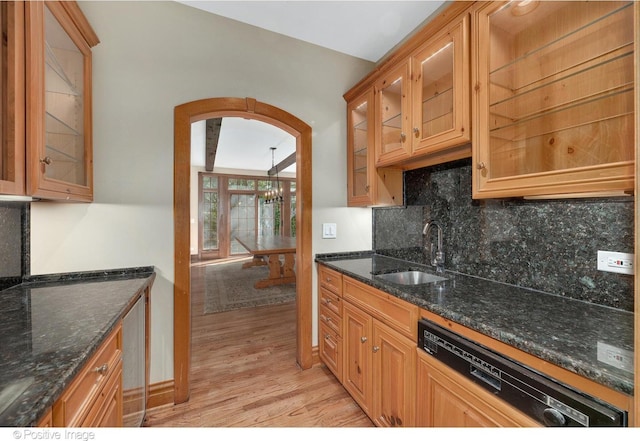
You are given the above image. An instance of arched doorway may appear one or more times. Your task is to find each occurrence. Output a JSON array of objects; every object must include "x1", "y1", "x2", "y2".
[{"x1": 173, "y1": 97, "x2": 313, "y2": 404}]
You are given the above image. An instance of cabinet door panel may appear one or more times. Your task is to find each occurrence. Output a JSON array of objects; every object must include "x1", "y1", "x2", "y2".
[
  {"x1": 0, "y1": 1, "x2": 25, "y2": 195},
  {"x1": 372, "y1": 320, "x2": 416, "y2": 427},
  {"x1": 472, "y1": 1, "x2": 635, "y2": 198},
  {"x1": 411, "y1": 14, "x2": 470, "y2": 154},
  {"x1": 375, "y1": 62, "x2": 411, "y2": 166},
  {"x1": 26, "y1": 1, "x2": 96, "y2": 201},
  {"x1": 342, "y1": 302, "x2": 372, "y2": 415}
]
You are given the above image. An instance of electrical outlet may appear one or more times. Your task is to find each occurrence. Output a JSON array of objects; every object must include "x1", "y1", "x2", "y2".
[
  {"x1": 322, "y1": 223, "x2": 337, "y2": 239},
  {"x1": 597, "y1": 251, "x2": 633, "y2": 275},
  {"x1": 597, "y1": 342, "x2": 633, "y2": 373}
]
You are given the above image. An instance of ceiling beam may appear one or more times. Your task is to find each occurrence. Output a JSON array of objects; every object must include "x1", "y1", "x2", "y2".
[
  {"x1": 268, "y1": 152, "x2": 296, "y2": 176},
  {"x1": 205, "y1": 118, "x2": 222, "y2": 171}
]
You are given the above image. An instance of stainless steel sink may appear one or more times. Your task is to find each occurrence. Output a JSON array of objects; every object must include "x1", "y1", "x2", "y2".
[{"x1": 376, "y1": 270, "x2": 447, "y2": 285}]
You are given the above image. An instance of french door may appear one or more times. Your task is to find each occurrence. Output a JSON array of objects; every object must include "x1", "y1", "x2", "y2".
[{"x1": 198, "y1": 173, "x2": 295, "y2": 259}]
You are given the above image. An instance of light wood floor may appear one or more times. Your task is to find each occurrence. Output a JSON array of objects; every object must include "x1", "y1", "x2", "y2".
[{"x1": 145, "y1": 262, "x2": 374, "y2": 427}]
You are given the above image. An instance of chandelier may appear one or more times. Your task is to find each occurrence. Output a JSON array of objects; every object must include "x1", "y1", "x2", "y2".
[{"x1": 264, "y1": 147, "x2": 283, "y2": 204}]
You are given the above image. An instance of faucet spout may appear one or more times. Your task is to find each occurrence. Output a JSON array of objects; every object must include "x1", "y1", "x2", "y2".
[{"x1": 423, "y1": 220, "x2": 445, "y2": 273}]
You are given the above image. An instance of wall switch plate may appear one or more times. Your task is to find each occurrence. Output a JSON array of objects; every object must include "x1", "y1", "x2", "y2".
[
  {"x1": 597, "y1": 341, "x2": 633, "y2": 373},
  {"x1": 322, "y1": 223, "x2": 337, "y2": 239},
  {"x1": 597, "y1": 250, "x2": 633, "y2": 275}
]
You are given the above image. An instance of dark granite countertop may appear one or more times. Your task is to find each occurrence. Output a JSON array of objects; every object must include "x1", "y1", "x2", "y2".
[
  {"x1": 316, "y1": 252, "x2": 633, "y2": 396},
  {"x1": 0, "y1": 267, "x2": 156, "y2": 427}
]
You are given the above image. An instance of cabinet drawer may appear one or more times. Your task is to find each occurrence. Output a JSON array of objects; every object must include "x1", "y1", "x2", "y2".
[
  {"x1": 318, "y1": 265, "x2": 342, "y2": 295},
  {"x1": 53, "y1": 325, "x2": 122, "y2": 427},
  {"x1": 319, "y1": 303, "x2": 342, "y2": 337},
  {"x1": 319, "y1": 286, "x2": 342, "y2": 317},
  {"x1": 82, "y1": 359, "x2": 123, "y2": 427},
  {"x1": 319, "y1": 322, "x2": 342, "y2": 381},
  {"x1": 343, "y1": 277, "x2": 418, "y2": 340}
]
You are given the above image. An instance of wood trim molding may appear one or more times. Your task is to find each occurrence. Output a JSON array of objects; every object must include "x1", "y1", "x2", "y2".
[
  {"x1": 147, "y1": 380, "x2": 175, "y2": 410},
  {"x1": 174, "y1": 97, "x2": 313, "y2": 405}
]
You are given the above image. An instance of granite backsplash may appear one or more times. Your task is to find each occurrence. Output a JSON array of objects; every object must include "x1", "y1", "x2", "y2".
[
  {"x1": 0, "y1": 202, "x2": 29, "y2": 291},
  {"x1": 373, "y1": 158, "x2": 634, "y2": 311}
]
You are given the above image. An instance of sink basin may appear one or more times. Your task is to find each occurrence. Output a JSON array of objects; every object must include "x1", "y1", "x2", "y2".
[{"x1": 376, "y1": 270, "x2": 447, "y2": 286}]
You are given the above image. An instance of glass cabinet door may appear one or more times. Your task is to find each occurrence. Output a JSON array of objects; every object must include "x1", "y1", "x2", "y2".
[
  {"x1": 411, "y1": 15, "x2": 469, "y2": 155},
  {"x1": 27, "y1": 1, "x2": 95, "y2": 201},
  {"x1": 473, "y1": 1, "x2": 635, "y2": 198},
  {"x1": 347, "y1": 90, "x2": 374, "y2": 206},
  {"x1": 375, "y1": 62, "x2": 411, "y2": 166},
  {"x1": 0, "y1": 2, "x2": 25, "y2": 196}
]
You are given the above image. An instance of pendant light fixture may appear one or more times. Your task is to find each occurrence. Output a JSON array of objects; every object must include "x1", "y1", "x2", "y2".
[{"x1": 264, "y1": 147, "x2": 283, "y2": 204}]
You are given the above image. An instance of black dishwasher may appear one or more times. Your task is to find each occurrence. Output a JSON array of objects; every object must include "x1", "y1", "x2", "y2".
[{"x1": 418, "y1": 318, "x2": 627, "y2": 427}]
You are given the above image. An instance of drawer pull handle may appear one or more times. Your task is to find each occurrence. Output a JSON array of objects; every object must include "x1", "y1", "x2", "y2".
[
  {"x1": 94, "y1": 363, "x2": 108, "y2": 375},
  {"x1": 373, "y1": 346, "x2": 380, "y2": 353},
  {"x1": 360, "y1": 336, "x2": 367, "y2": 343}
]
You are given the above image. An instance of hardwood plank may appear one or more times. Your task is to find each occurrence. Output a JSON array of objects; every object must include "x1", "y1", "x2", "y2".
[{"x1": 145, "y1": 263, "x2": 373, "y2": 427}]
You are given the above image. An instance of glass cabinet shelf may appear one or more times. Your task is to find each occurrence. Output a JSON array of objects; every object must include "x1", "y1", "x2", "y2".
[
  {"x1": 473, "y1": 0, "x2": 635, "y2": 198},
  {"x1": 45, "y1": 42, "x2": 80, "y2": 96},
  {"x1": 489, "y1": 2, "x2": 633, "y2": 91}
]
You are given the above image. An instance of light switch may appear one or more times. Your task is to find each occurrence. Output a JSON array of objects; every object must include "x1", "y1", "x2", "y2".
[{"x1": 322, "y1": 223, "x2": 337, "y2": 239}]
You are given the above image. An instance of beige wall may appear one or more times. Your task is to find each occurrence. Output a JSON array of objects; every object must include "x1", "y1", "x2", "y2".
[{"x1": 30, "y1": 1, "x2": 374, "y2": 383}]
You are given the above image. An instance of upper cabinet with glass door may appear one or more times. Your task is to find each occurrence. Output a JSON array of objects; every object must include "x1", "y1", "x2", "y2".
[
  {"x1": 0, "y1": 2, "x2": 25, "y2": 197},
  {"x1": 347, "y1": 90, "x2": 374, "y2": 206},
  {"x1": 375, "y1": 61, "x2": 412, "y2": 166},
  {"x1": 411, "y1": 14, "x2": 470, "y2": 156},
  {"x1": 347, "y1": 89, "x2": 402, "y2": 206},
  {"x1": 26, "y1": 1, "x2": 99, "y2": 201},
  {"x1": 472, "y1": 1, "x2": 635, "y2": 198}
]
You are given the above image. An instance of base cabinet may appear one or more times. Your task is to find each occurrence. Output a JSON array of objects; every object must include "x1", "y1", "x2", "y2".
[
  {"x1": 416, "y1": 348, "x2": 539, "y2": 427},
  {"x1": 52, "y1": 325, "x2": 123, "y2": 427},
  {"x1": 341, "y1": 279, "x2": 417, "y2": 427},
  {"x1": 371, "y1": 320, "x2": 416, "y2": 427}
]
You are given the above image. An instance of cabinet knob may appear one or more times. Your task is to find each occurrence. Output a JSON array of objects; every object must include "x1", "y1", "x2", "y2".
[
  {"x1": 325, "y1": 334, "x2": 331, "y2": 340},
  {"x1": 360, "y1": 336, "x2": 367, "y2": 343},
  {"x1": 40, "y1": 156, "x2": 52, "y2": 166},
  {"x1": 373, "y1": 346, "x2": 380, "y2": 353},
  {"x1": 476, "y1": 162, "x2": 486, "y2": 170},
  {"x1": 400, "y1": 132, "x2": 406, "y2": 142},
  {"x1": 413, "y1": 127, "x2": 420, "y2": 137},
  {"x1": 93, "y1": 363, "x2": 108, "y2": 375}
]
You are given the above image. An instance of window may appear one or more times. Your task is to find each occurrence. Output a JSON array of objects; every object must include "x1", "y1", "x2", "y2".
[
  {"x1": 200, "y1": 175, "x2": 219, "y2": 253},
  {"x1": 198, "y1": 172, "x2": 295, "y2": 259}
]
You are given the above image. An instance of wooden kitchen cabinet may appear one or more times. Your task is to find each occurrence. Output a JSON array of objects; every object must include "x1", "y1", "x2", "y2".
[
  {"x1": 371, "y1": 319, "x2": 416, "y2": 427},
  {"x1": 375, "y1": 61, "x2": 412, "y2": 166},
  {"x1": 26, "y1": 1, "x2": 99, "y2": 201},
  {"x1": 347, "y1": 88, "x2": 402, "y2": 206},
  {"x1": 411, "y1": 14, "x2": 470, "y2": 156},
  {"x1": 341, "y1": 275, "x2": 418, "y2": 427},
  {"x1": 416, "y1": 348, "x2": 539, "y2": 427},
  {"x1": 472, "y1": 1, "x2": 635, "y2": 198},
  {"x1": 0, "y1": 2, "x2": 26, "y2": 196},
  {"x1": 52, "y1": 324, "x2": 123, "y2": 427},
  {"x1": 318, "y1": 265, "x2": 344, "y2": 381},
  {"x1": 343, "y1": 300, "x2": 372, "y2": 416}
]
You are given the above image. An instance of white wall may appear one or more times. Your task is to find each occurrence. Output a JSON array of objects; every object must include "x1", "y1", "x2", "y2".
[{"x1": 30, "y1": 1, "x2": 374, "y2": 384}]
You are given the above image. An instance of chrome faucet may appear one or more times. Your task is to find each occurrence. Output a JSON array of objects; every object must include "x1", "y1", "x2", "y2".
[{"x1": 423, "y1": 220, "x2": 445, "y2": 274}]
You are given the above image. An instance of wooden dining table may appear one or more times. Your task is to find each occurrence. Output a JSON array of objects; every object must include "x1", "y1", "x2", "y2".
[{"x1": 234, "y1": 234, "x2": 297, "y2": 289}]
